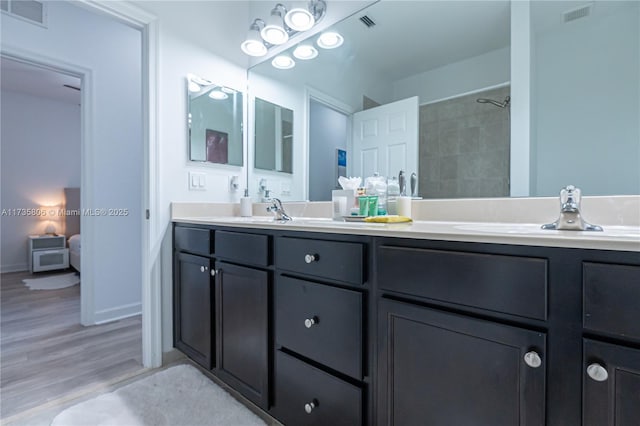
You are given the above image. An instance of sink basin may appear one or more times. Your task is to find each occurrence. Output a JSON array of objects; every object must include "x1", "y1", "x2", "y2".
[{"x1": 454, "y1": 223, "x2": 547, "y2": 234}]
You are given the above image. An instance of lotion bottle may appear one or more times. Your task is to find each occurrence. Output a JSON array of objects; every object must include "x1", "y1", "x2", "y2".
[{"x1": 240, "y1": 189, "x2": 252, "y2": 217}]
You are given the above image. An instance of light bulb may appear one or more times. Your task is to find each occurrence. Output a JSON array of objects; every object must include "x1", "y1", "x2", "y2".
[
  {"x1": 293, "y1": 45, "x2": 318, "y2": 60},
  {"x1": 241, "y1": 39, "x2": 267, "y2": 57},
  {"x1": 317, "y1": 32, "x2": 344, "y2": 49},
  {"x1": 272, "y1": 55, "x2": 295, "y2": 70},
  {"x1": 285, "y1": 8, "x2": 314, "y2": 31}
]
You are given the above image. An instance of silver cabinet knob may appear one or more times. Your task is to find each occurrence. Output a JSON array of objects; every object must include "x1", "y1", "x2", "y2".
[
  {"x1": 524, "y1": 351, "x2": 542, "y2": 368},
  {"x1": 210, "y1": 269, "x2": 216, "y2": 277},
  {"x1": 304, "y1": 399, "x2": 318, "y2": 414},
  {"x1": 304, "y1": 317, "x2": 318, "y2": 328},
  {"x1": 587, "y1": 363, "x2": 608, "y2": 382},
  {"x1": 200, "y1": 266, "x2": 208, "y2": 273},
  {"x1": 304, "y1": 254, "x2": 318, "y2": 264}
]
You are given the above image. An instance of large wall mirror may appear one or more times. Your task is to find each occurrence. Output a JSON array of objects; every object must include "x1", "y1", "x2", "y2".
[
  {"x1": 248, "y1": 0, "x2": 639, "y2": 201},
  {"x1": 188, "y1": 74, "x2": 243, "y2": 166},
  {"x1": 254, "y1": 97, "x2": 293, "y2": 173}
]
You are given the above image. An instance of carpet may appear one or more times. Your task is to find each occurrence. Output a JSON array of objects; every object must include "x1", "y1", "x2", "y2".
[
  {"x1": 50, "y1": 364, "x2": 267, "y2": 426},
  {"x1": 22, "y1": 272, "x2": 79, "y2": 290}
]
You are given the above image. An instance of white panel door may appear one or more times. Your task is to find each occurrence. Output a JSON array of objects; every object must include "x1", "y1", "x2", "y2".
[{"x1": 352, "y1": 96, "x2": 419, "y2": 186}]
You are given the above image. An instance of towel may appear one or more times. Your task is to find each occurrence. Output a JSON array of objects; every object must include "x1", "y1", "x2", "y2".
[{"x1": 364, "y1": 215, "x2": 412, "y2": 223}]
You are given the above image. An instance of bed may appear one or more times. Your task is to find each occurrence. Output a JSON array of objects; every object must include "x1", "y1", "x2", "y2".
[{"x1": 64, "y1": 187, "x2": 81, "y2": 273}]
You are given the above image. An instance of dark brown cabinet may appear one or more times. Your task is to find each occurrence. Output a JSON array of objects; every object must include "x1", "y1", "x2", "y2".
[
  {"x1": 173, "y1": 222, "x2": 639, "y2": 426},
  {"x1": 215, "y1": 261, "x2": 269, "y2": 409},
  {"x1": 377, "y1": 298, "x2": 546, "y2": 426},
  {"x1": 583, "y1": 339, "x2": 640, "y2": 426},
  {"x1": 173, "y1": 251, "x2": 214, "y2": 369}
]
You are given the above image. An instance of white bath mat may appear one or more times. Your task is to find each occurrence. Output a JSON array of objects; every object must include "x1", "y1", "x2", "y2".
[
  {"x1": 51, "y1": 364, "x2": 266, "y2": 426},
  {"x1": 23, "y1": 272, "x2": 79, "y2": 290}
]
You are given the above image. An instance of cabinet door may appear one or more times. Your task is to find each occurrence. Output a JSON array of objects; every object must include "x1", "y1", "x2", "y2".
[
  {"x1": 378, "y1": 299, "x2": 546, "y2": 426},
  {"x1": 215, "y1": 261, "x2": 269, "y2": 409},
  {"x1": 583, "y1": 339, "x2": 640, "y2": 426},
  {"x1": 174, "y1": 252, "x2": 213, "y2": 369}
]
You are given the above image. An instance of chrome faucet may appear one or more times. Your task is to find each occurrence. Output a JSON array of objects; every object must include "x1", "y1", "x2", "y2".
[
  {"x1": 266, "y1": 198, "x2": 292, "y2": 222},
  {"x1": 541, "y1": 185, "x2": 603, "y2": 231}
]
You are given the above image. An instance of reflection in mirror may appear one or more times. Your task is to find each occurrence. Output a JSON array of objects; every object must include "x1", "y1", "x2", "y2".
[
  {"x1": 188, "y1": 74, "x2": 243, "y2": 166},
  {"x1": 248, "y1": 0, "x2": 639, "y2": 200},
  {"x1": 254, "y1": 97, "x2": 293, "y2": 173}
]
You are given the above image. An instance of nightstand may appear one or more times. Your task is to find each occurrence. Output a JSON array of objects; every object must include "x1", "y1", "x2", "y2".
[{"x1": 28, "y1": 235, "x2": 69, "y2": 273}]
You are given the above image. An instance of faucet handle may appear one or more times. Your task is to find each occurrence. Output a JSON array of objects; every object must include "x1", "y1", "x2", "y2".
[{"x1": 560, "y1": 185, "x2": 581, "y2": 208}]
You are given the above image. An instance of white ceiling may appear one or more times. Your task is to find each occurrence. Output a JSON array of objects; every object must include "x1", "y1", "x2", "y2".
[{"x1": 1, "y1": 57, "x2": 82, "y2": 104}]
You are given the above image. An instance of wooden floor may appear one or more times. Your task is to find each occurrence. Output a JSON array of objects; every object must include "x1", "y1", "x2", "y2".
[{"x1": 0, "y1": 270, "x2": 143, "y2": 420}]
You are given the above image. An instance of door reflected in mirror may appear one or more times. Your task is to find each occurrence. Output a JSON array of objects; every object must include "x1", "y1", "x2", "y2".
[
  {"x1": 187, "y1": 74, "x2": 243, "y2": 166},
  {"x1": 254, "y1": 97, "x2": 293, "y2": 173}
]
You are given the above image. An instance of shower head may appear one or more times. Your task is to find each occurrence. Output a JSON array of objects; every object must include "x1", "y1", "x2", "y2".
[{"x1": 477, "y1": 96, "x2": 510, "y2": 108}]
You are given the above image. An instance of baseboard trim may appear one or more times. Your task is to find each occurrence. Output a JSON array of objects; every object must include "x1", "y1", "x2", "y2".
[
  {"x1": 1, "y1": 263, "x2": 28, "y2": 274},
  {"x1": 94, "y1": 302, "x2": 142, "y2": 324}
]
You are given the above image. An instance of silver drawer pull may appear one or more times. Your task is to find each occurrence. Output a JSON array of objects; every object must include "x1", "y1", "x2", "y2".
[
  {"x1": 587, "y1": 363, "x2": 608, "y2": 382},
  {"x1": 210, "y1": 269, "x2": 216, "y2": 277},
  {"x1": 304, "y1": 399, "x2": 318, "y2": 414},
  {"x1": 200, "y1": 266, "x2": 208, "y2": 273},
  {"x1": 524, "y1": 351, "x2": 542, "y2": 368},
  {"x1": 304, "y1": 254, "x2": 318, "y2": 264},
  {"x1": 304, "y1": 316, "x2": 318, "y2": 328}
]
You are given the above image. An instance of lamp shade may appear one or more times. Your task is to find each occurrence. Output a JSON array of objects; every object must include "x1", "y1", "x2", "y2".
[
  {"x1": 241, "y1": 26, "x2": 268, "y2": 57},
  {"x1": 261, "y1": 9, "x2": 289, "y2": 45},
  {"x1": 285, "y1": 4, "x2": 315, "y2": 31}
]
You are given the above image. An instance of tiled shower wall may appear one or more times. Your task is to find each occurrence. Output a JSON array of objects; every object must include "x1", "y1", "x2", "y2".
[{"x1": 418, "y1": 86, "x2": 510, "y2": 198}]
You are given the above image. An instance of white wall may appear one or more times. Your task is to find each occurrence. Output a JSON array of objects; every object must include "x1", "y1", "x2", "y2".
[
  {"x1": 531, "y1": 3, "x2": 640, "y2": 196},
  {"x1": 1, "y1": 1, "x2": 142, "y2": 321},
  {"x1": 0, "y1": 91, "x2": 81, "y2": 272},
  {"x1": 392, "y1": 46, "x2": 510, "y2": 105}
]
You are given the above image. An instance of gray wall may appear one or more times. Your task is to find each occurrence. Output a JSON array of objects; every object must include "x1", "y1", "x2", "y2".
[
  {"x1": 419, "y1": 86, "x2": 511, "y2": 198},
  {"x1": 309, "y1": 99, "x2": 349, "y2": 201}
]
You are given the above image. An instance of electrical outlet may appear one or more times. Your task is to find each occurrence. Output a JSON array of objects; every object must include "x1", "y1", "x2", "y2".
[{"x1": 229, "y1": 175, "x2": 239, "y2": 192}]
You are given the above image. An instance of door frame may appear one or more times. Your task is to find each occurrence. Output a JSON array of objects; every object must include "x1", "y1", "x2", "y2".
[
  {"x1": 80, "y1": 0, "x2": 161, "y2": 368},
  {"x1": 303, "y1": 86, "x2": 354, "y2": 200}
]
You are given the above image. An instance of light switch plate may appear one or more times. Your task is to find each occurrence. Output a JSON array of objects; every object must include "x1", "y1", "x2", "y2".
[{"x1": 189, "y1": 172, "x2": 206, "y2": 191}]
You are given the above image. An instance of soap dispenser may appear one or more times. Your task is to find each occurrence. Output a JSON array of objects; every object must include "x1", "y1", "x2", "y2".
[{"x1": 240, "y1": 189, "x2": 252, "y2": 217}]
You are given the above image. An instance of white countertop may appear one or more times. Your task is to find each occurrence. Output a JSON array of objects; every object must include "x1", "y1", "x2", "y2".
[{"x1": 172, "y1": 216, "x2": 640, "y2": 252}]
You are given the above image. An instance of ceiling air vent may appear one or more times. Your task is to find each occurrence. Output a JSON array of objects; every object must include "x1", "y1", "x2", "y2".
[
  {"x1": 359, "y1": 15, "x2": 376, "y2": 28},
  {"x1": 2, "y1": 0, "x2": 46, "y2": 27},
  {"x1": 563, "y1": 4, "x2": 592, "y2": 23}
]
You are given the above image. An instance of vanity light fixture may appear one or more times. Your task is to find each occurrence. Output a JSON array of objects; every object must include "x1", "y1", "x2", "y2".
[
  {"x1": 272, "y1": 54, "x2": 296, "y2": 69},
  {"x1": 285, "y1": 2, "x2": 315, "y2": 31},
  {"x1": 221, "y1": 87, "x2": 236, "y2": 94},
  {"x1": 208, "y1": 90, "x2": 229, "y2": 100},
  {"x1": 241, "y1": 0, "x2": 327, "y2": 57},
  {"x1": 188, "y1": 80, "x2": 201, "y2": 93},
  {"x1": 241, "y1": 19, "x2": 268, "y2": 57},
  {"x1": 261, "y1": 4, "x2": 289, "y2": 45},
  {"x1": 317, "y1": 31, "x2": 344, "y2": 49},
  {"x1": 293, "y1": 44, "x2": 318, "y2": 60}
]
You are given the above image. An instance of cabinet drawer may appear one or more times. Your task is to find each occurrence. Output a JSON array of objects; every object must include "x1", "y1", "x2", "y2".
[
  {"x1": 378, "y1": 246, "x2": 547, "y2": 320},
  {"x1": 276, "y1": 276, "x2": 362, "y2": 379},
  {"x1": 275, "y1": 237, "x2": 363, "y2": 285},
  {"x1": 174, "y1": 226, "x2": 212, "y2": 256},
  {"x1": 215, "y1": 230, "x2": 269, "y2": 266},
  {"x1": 584, "y1": 262, "x2": 640, "y2": 342},
  {"x1": 274, "y1": 350, "x2": 362, "y2": 426}
]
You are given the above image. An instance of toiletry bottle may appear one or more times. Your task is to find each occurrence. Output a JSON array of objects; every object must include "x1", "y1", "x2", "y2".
[{"x1": 240, "y1": 189, "x2": 252, "y2": 217}]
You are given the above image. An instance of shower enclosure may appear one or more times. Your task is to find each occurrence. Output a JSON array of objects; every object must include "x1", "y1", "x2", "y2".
[{"x1": 418, "y1": 85, "x2": 511, "y2": 198}]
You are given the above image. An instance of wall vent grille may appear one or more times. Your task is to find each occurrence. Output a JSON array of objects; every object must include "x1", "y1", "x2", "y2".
[
  {"x1": 563, "y1": 4, "x2": 592, "y2": 23},
  {"x1": 1, "y1": 0, "x2": 46, "y2": 27},
  {"x1": 359, "y1": 15, "x2": 376, "y2": 28}
]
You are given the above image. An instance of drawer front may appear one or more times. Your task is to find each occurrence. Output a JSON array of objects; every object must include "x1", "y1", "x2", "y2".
[
  {"x1": 33, "y1": 249, "x2": 69, "y2": 272},
  {"x1": 174, "y1": 226, "x2": 211, "y2": 256},
  {"x1": 274, "y1": 350, "x2": 362, "y2": 426},
  {"x1": 275, "y1": 237, "x2": 363, "y2": 285},
  {"x1": 378, "y1": 246, "x2": 548, "y2": 320},
  {"x1": 584, "y1": 262, "x2": 640, "y2": 341},
  {"x1": 276, "y1": 275, "x2": 362, "y2": 378},
  {"x1": 215, "y1": 230, "x2": 269, "y2": 266}
]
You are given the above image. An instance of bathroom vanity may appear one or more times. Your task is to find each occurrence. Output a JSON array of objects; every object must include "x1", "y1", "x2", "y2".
[{"x1": 172, "y1": 217, "x2": 639, "y2": 426}]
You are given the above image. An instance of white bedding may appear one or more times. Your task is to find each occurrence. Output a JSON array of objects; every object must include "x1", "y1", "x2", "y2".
[{"x1": 68, "y1": 234, "x2": 81, "y2": 272}]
